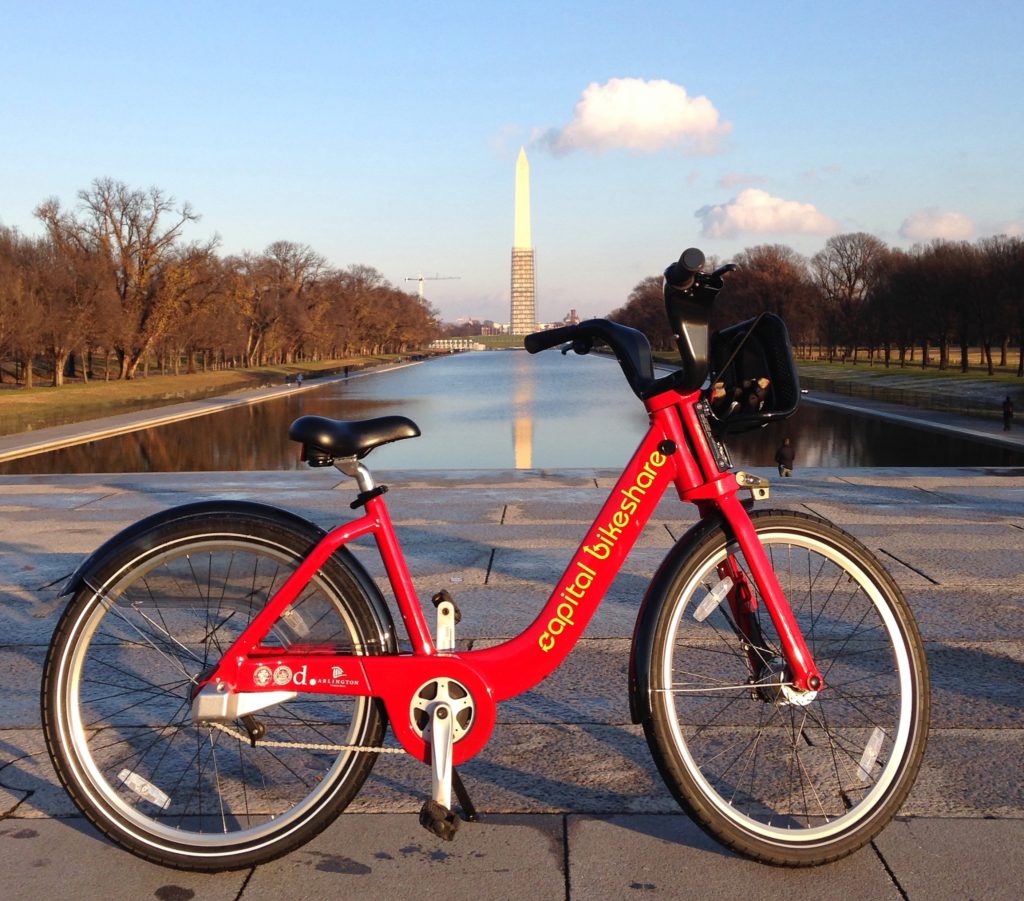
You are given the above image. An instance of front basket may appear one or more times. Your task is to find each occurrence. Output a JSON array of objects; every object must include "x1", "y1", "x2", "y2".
[{"x1": 707, "y1": 313, "x2": 800, "y2": 435}]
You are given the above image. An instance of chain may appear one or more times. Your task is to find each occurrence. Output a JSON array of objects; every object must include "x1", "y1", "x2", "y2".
[{"x1": 207, "y1": 721, "x2": 406, "y2": 754}]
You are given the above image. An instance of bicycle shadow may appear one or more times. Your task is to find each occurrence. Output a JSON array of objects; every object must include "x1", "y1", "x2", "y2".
[
  {"x1": 924, "y1": 642, "x2": 1024, "y2": 723},
  {"x1": 0, "y1": 734, "x2": 103, "y2": 845}
]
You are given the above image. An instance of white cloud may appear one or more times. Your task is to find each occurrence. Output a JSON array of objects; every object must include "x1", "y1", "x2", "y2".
[
  {"x1": 537, "y1": 77, "x2": 731, "y2": 156},
  {"x1": 696, "y1": 189, "x2": 838, "y2": 239},
  {"x1": 899, "y1": 209, "x2": 974, "y2": 241}
]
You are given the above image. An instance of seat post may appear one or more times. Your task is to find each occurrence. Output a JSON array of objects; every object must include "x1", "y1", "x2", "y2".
[{"x1": 335, "y1": 456, "x2": 375, "y2": 494}]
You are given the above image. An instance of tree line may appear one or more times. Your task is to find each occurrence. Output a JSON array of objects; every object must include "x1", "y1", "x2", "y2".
[
  {"x1": 610, "y1": 233, "x2": 1024, "y2": 377},
  {"x1": 0, "y1": 178, "x2": 441, "y2": 387}
]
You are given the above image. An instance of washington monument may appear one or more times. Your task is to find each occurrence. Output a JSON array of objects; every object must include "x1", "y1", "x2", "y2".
[{"x1": 510, "y1": 147, "x2": 536, "y2": 335}]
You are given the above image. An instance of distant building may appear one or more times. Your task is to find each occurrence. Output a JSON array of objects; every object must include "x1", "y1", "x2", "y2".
[
  {"x1": 428, "y1": 338, "x2": 487, "y2": 352},
  {"x1": 510, "y1": 147, "x2": 536, "y2": 335}
]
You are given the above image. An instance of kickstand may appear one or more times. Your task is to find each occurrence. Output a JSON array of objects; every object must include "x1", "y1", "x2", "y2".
[{"x1": 452, "y1": 768, "x2": 478, "y2": 822}]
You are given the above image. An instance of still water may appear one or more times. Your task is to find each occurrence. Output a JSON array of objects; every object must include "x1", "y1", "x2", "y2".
[{"x1": 3, "y1": 351, "x2": 1021, "y2": 474}]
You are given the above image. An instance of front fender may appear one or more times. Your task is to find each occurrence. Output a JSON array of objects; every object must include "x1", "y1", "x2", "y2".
[
  {"x1": 61, "y1": 499, "x2": 397, "y2": 653},
  {"x1": 628, "y1": 513, "x2": 728, "y2": 724}
]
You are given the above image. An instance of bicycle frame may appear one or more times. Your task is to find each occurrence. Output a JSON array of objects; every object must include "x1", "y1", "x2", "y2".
[{"x1": 199, "y1": 385, "x2": 822, "y2": 765}]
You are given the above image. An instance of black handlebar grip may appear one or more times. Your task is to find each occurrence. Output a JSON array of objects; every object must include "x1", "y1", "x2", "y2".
[
  {"x1": 664, "y1": 247, "x2": 706, "y2": 289},
  {"x1": 524, "y1": 324, "x2": 580, "y2": 354}
]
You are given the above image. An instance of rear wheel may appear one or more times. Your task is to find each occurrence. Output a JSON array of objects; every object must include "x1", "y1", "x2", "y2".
[
  {"x1": 42, "y1": 508, "x2": 391, "y2": 871},
  {"x1": 643, "y1": 510, "x2": 929, "y2": 866}
]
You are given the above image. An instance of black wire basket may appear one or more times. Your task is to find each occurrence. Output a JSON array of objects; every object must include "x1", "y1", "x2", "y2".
[{"x1": 707, "y1": 312, "x2": 800, "y2": 436}]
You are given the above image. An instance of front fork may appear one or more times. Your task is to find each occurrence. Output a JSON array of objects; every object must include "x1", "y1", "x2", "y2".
[
  {"x1": 717, "y1": 561, "x2": 766, "y2": 677},
  {"x1": 705, "y1": 493, "x2": 823, "y2": 695}
]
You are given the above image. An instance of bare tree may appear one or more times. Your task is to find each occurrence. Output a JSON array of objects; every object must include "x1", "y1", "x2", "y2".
[
  {"x1": 35, "y1": 177, "x2": 214, "y2": 378},
  {"x1": 0, "y1": 227, "x2": 21, "y2": 382},
  {"x1": 977, "y1": 235, "x2": 1024, "y2": 375},
  {"x1": 868, "y1": 249, "x2": 925, "y2": 367},
  {"x1": 0, "y1": 227, "x2": 45, "y2": 386},
  {"x1": 715, "y1": 245, "x2": 818, "y2": 353},
  {"x1": 33, "y1": 239, "x2": 110, "y2": 385},
  {"x1": 811, "y1": 233, "x2": 888, "y2": 362},
  {"x1": 160, "y1": 249, "x2": 230, "y2": 373},
  {"x1": 608, "y1": 276, "x2": 673, "y2": 350},
  {"x1": 334, "y1": 265, "x2": 393, "y2": 354}
]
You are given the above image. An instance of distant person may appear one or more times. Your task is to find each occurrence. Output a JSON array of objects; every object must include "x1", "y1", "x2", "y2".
[
  {"x1": 775, "y1": 437, "x2": 795, "y2": 477},
  {"x1": 1003, "y1": 395, "x2": 1014, "y2": 431},
  {"x1": 296, "y1": 372, "x2": 304, "y2": 387}
]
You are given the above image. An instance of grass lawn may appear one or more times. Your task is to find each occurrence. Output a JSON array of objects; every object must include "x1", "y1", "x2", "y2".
[
  {"x1": 0, "y1": 357, "x2": 394, "y2": 436},
  {"x1": 650, "y1": 348, "x2": 1022, "y2": 387},
  {"x1": 797, "y1": 359, "x2": 1022, "y2": 386}
]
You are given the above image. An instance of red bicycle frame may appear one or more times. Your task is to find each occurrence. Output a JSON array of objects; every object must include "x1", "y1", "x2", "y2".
[{"x1": 201, "y1": 385, "x2": 822, "y2": 765}]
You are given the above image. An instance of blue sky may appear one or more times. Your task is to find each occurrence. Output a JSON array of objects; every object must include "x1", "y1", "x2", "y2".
[{"x1": 2, "y1": 1, "x2": 1022, "y2": 323}]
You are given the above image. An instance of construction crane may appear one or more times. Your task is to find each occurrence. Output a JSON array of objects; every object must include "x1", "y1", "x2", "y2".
[{"x1": 406, "y1": 273, "x2": 460, "y2": 300}]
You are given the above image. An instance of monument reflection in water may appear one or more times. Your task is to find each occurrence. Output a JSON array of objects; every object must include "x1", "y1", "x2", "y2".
[
  {"x1": 2, "y1": 351, "x2": 1022, "y2": 475},
  {"x1": 513, "y1": 352, "x2": 534, "y2": 470}
]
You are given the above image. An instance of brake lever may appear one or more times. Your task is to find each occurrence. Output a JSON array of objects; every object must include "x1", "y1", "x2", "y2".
[
  {"x1": 694, "y1": 263, "x2": 737, "y2": 292},
  {"x1": 560, "y1": 337, "x2": 593, "y2": 356}
]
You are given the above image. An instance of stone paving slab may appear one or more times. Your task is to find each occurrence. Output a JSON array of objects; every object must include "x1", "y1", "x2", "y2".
[
  {"x1": 242, "y1": 813, "x2": 566, "y2": 901},
  {"x1": 567, "y1": 814, "x2": 898, "y2": 899},
  {"x1": 1, "y1": 817, "x2": 248, "y2": 901},
  {"x1": 873, "y1": 817, "x2": 1024, "y2": 900}
]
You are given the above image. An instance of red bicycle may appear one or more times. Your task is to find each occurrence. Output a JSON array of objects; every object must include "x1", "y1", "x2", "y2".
[{"x1": 42, "y1": 249, "x2": 929, "y2": 871}]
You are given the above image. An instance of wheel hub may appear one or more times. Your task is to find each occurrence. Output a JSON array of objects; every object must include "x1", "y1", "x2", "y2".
[{"x1": 753, "y1": 657, "x2": 817, "y2": 707}]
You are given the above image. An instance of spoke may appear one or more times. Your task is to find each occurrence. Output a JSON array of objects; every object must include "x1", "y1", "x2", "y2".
[
  {"x1": 661, "y1": 683, "x2": 754, "y2": 695},
  {"x1": 206, "y1": 729, "x2": 229, "y2": 833},
  {"x1": 81, "y1": 682, "x2": 192, "y2": 728},
  {"x1": 113, "y1": 602, "x2": 205, "y2": 678}
]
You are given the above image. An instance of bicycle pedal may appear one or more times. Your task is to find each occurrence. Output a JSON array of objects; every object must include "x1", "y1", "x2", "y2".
[
  {"x1": 432, "y1": 590, "x2": 460, "y2": 652},
  {"x1": 419, "y1": 799, "x2": 460, "y2": 841}
]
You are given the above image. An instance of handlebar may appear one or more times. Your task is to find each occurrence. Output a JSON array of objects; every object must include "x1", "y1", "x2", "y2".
[
  {"x1": 525, "y1": 246, "x2": 736, "y2": 399},
  {"x1": 523, "y1": 325, "x2": 581, "y2": 354},
  {"x1": 526, "y1": 318, "x2": 669, "y2": 400}
]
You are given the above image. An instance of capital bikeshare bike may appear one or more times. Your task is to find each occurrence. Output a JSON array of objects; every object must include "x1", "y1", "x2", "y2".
[{"x1": 41, "y1": 249, "x2": 929, "y2": 871}]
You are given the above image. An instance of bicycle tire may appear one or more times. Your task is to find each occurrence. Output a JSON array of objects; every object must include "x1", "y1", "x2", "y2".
[
  {"x1": 42, "y1": 505, "x2": 392, "y2": 871},
  {"x1": 641, "y1": 509, "x2": 929, "y2": 866}
]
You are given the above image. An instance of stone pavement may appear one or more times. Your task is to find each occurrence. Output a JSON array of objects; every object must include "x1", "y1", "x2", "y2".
[{"x1": 2, "y1": 462, "x2": 1023, "y2": 899}]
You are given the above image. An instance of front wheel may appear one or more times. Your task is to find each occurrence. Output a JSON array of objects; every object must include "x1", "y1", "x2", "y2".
[
  {"x1": 42, "y1": 506, "x2": 393, "y2": 871},
  {"x1": 642, "y1": 510, "x2": 929, "y2": 866}
]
